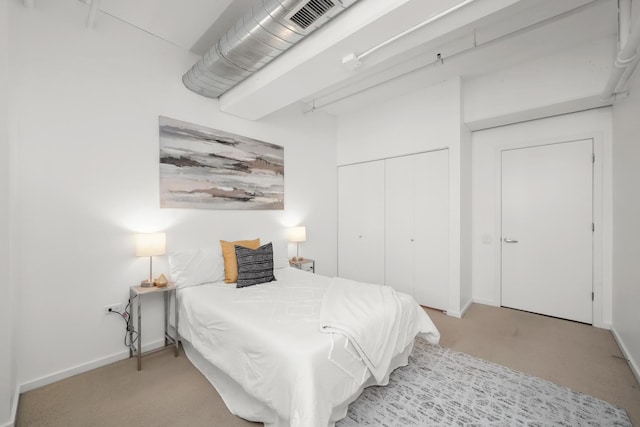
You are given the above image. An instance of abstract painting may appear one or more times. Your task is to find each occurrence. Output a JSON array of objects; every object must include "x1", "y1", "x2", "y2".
[{"x1": 159, "y1": 116, "x2": 284, "y2": 210}]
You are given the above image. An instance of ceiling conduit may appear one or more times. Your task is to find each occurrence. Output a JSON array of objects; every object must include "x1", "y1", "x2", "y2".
[
  {"x1": 602, "y1": 0, "x2": 640, "y2": 100},
  {"x1": 183, "y1": 0, "x2": 359, "y2": 98}
]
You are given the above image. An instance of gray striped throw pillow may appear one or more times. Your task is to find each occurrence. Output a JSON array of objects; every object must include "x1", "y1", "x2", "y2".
[{"x1": 235, "y1": 242, "x2": 276, "y2": 288}]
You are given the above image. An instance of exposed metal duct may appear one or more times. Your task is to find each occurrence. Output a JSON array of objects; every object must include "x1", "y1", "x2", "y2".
[{"x1": 183, "y1": 0, "x2": 359, "y2": 98}]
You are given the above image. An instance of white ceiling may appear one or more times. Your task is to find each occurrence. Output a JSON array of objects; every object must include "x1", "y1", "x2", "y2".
[
  {"x1": 88, "y1": 0, "x2": 252, "y2": 52},
  {"x1": 85, "y1": 0, "x2": 618, "y2": 119}
]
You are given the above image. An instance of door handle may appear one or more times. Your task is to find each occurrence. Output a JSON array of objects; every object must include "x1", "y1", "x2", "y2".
[{"x1": 503, "y1": 238, "x2": 519, "y2": 243}]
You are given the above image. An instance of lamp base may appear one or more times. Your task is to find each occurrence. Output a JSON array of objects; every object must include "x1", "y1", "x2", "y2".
[{"x1": 140, "y1": 279, "x2": 155, "y2": 287}]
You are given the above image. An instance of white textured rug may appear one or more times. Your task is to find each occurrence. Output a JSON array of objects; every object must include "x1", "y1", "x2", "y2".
[{"x1": 338, "y1": 336, "x2": 631, "y2": 426}]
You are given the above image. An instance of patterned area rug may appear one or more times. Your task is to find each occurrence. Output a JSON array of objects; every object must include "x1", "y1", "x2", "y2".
[{"x1": 338, "y1": 336, "x2": 631, "y2": 426}]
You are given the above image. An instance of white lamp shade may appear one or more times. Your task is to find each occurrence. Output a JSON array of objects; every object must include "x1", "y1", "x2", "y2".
[
  {"x1": 135, "y1": 233, "x2": 166, "y2": 257},
  {"x1": 287, "y1": 226, "x2": 306, "y2": 243}
]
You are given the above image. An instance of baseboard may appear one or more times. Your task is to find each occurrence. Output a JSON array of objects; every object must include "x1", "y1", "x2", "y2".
[
  {"x1": 0, "y1": 385, "x2": 19, "y2": 427},
  {"x1": 611, "y1": 327, "x2": 640, "y2": 385},
  {"x1": 472, "y1": 298, "x2": 500, "y2": 307},
  {"x1": 20, "y1": 339, "x2": 166, "y2": 393},
  {"x1": 445, "y1": 298, "x2": 474, "y2": 319},
  {"x1": 594, "y1": 321, "x2": 611, "y2": 330},
  {"x1": 459, "y1": 299, "x2": 473, "y2": 317},
  {"x1": 447, "y1": 299, "x2": 499, "y2": 318}
]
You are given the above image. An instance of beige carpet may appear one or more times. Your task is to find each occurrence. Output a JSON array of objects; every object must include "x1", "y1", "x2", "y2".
[{"x1": 17, "y1": 304, "x2": 640, "y2": 426}]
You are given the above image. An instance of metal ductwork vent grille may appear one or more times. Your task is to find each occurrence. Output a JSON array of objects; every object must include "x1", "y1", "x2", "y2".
[
  {"x1": 182, "y1": 0, "x2": 358, "y2": 99},
  {"x1": 289, "y1": 0, "x2": 335, "y2": 30}
]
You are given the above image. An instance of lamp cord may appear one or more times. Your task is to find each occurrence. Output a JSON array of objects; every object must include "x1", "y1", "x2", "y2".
[{"x1": 107, "y1": 296, "x2": 139, "y2": 350}]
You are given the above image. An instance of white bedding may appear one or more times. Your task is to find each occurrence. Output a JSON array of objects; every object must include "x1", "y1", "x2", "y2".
[
  {"x1": 320, "y1": 277, "x2": 439, "y2": 383},
  {"x1": 178, "y1": 267, "x2": 440, "y2": 427}
]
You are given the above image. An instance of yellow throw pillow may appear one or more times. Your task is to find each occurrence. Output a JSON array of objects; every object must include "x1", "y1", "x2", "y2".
[{"x1": 220, "y1": 238, "x2": 260, "y2": 283}]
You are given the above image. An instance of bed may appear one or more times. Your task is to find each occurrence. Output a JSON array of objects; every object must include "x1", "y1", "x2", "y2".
[{"x1": 169, "y1": 243, "x2": 440, "y2": 427}]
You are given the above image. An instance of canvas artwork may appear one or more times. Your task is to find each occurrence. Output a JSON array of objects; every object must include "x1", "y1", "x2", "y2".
[{"x1": 159, "y1": 116, "x2": 284, "y2": 210}]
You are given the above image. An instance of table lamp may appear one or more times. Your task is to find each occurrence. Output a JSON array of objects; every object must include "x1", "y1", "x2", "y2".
[
  {"x1": 287, "y1": 226, "x2": 306, "y2": 261},
  {"x1": 135, "y1": 232, "x2": 166, "y2": 287}
]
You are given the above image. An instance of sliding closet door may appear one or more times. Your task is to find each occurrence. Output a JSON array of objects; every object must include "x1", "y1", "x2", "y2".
[
  {"x1": 413, "y1": 150, "x2": 449, "y2": 310},
  {"x1": 385, "y1": 155, "x2": 415, "y2": 296},
  {"x1": 338, "y1": 161, "x2": 385, "y2": 284}
]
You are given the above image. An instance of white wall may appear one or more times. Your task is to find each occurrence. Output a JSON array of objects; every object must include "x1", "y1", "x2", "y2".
[
  {"x1": 465, "y1": 33, "x2": 617, "y2": 329},
  {"x1": 0, "y1": 0, "x2": 15, "y2": 423},
  {"x1": 337, "y1": 78, "x2": 460, "y2": 165},
  {"x1": 612, "y1": 70, "x2": 640, "y2": 380},
  {"x1": 464, "y1": 36, "x2": 614, "y2": 127},
  {"x1": 335, "y1": 31, "x2": 618, "y2": 326},
  {"x1": 459, "y1": 116, "x2": 473, "y2": 310},
  {"x1": 10, "y1": 0, "x2": 338, "y2": 390},
  {"x1": 471, "y1": 108, "x2": 613, "y2": 328},
  {"x1": 336, "y1": 77, "x2": 471, "y2": 317}
]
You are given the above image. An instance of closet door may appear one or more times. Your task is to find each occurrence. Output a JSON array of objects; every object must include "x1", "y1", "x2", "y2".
[
  {"x1": 338, "y1": 161, "x2": 385, "y2": 284},
  {"x1": 413, "y1": 150, "x2": 449, "y2": 310},
  {"x1": 385, "y1": 156, "x2": 415, "y2": 296}
]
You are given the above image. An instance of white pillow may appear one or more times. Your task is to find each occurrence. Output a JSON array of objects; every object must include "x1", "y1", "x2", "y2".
[
  {"x1": 168, "y1": 247, "x2": 225, "y2": 289},
  {"x1": 270, "y1": 239, "x2": 289, "y2": 269}
]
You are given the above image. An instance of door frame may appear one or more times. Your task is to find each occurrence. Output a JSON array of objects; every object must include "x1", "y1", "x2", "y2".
[{"x1": 493, "y1": 132, "x2": 605, "y2": 327}]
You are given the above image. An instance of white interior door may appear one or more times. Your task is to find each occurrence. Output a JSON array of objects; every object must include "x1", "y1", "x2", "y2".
[
  {"x1": 414, "y1": 150, "x2": 449, "y2": 310},
  {"x1": 385, "y1": 155, "x2": 414, "y2": 296},
  {"x1": 501, "y1": 139, "x2": 593, "y2": 323},
  {"x1": 338, "y1": 161, "x2": 385, "y2": 284}
]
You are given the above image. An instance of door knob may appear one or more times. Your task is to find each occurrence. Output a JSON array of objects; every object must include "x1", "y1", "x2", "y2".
[{"x1": 503, "y1": 238, "x2": 519, "y2": 243}]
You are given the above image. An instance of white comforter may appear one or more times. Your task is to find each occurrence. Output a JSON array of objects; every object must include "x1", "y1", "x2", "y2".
[
  {"x1": 319, "y1": 277, "x2": 439, "y2": 383},
  {"x1": 178, "y1": 268, "x2": 439, "y2": 427}
]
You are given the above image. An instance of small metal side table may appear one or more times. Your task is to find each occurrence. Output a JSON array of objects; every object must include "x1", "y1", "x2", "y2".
[
  {"x1": 289, "y1": 258, "x2": 315, "y2": 273},
  {"x1": 129, "y1": 284, "x2": 179, "y2": 371}
]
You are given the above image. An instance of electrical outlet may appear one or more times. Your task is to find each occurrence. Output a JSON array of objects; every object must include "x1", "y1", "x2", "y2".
[{"x1": 105, "y1": 303, "x2": 124, "y2": 314}]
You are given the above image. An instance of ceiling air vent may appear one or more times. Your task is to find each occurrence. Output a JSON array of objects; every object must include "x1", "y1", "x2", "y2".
[
  {"x1": 183, "y1": 0, "x2": 359, "y2": 99},
  {"x1": 288, "y1": 0, "x2": 336, "y2": 31}
]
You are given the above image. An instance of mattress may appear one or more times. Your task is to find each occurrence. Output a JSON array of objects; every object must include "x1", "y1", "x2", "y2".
[{"x1": 177, "y1": 267, "x2": 439, "y2": 427}]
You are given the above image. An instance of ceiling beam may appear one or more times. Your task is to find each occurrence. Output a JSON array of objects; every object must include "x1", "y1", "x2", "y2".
[
  {"x1": 218, "y1": 0, "x2": 522, "y2": 120},
  {"x1": 86, "y1": 0, "x2": 101, "y2": 30},
  {"x1": 307, "y1": 0, "x2": 604, "y2": 114}
]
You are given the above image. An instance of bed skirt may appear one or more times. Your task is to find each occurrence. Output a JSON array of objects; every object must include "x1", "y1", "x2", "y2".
[{"x1": 181, "y1": 338, "x2": 416, "y2": 427}]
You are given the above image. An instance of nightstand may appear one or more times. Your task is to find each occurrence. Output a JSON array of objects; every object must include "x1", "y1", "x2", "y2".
[
  {"x1": 289, "y1": 258, "x2": 315, "y2": 273},
  {"x1": 129, "y1": 284, "x2": 179, "y2": 371}
]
